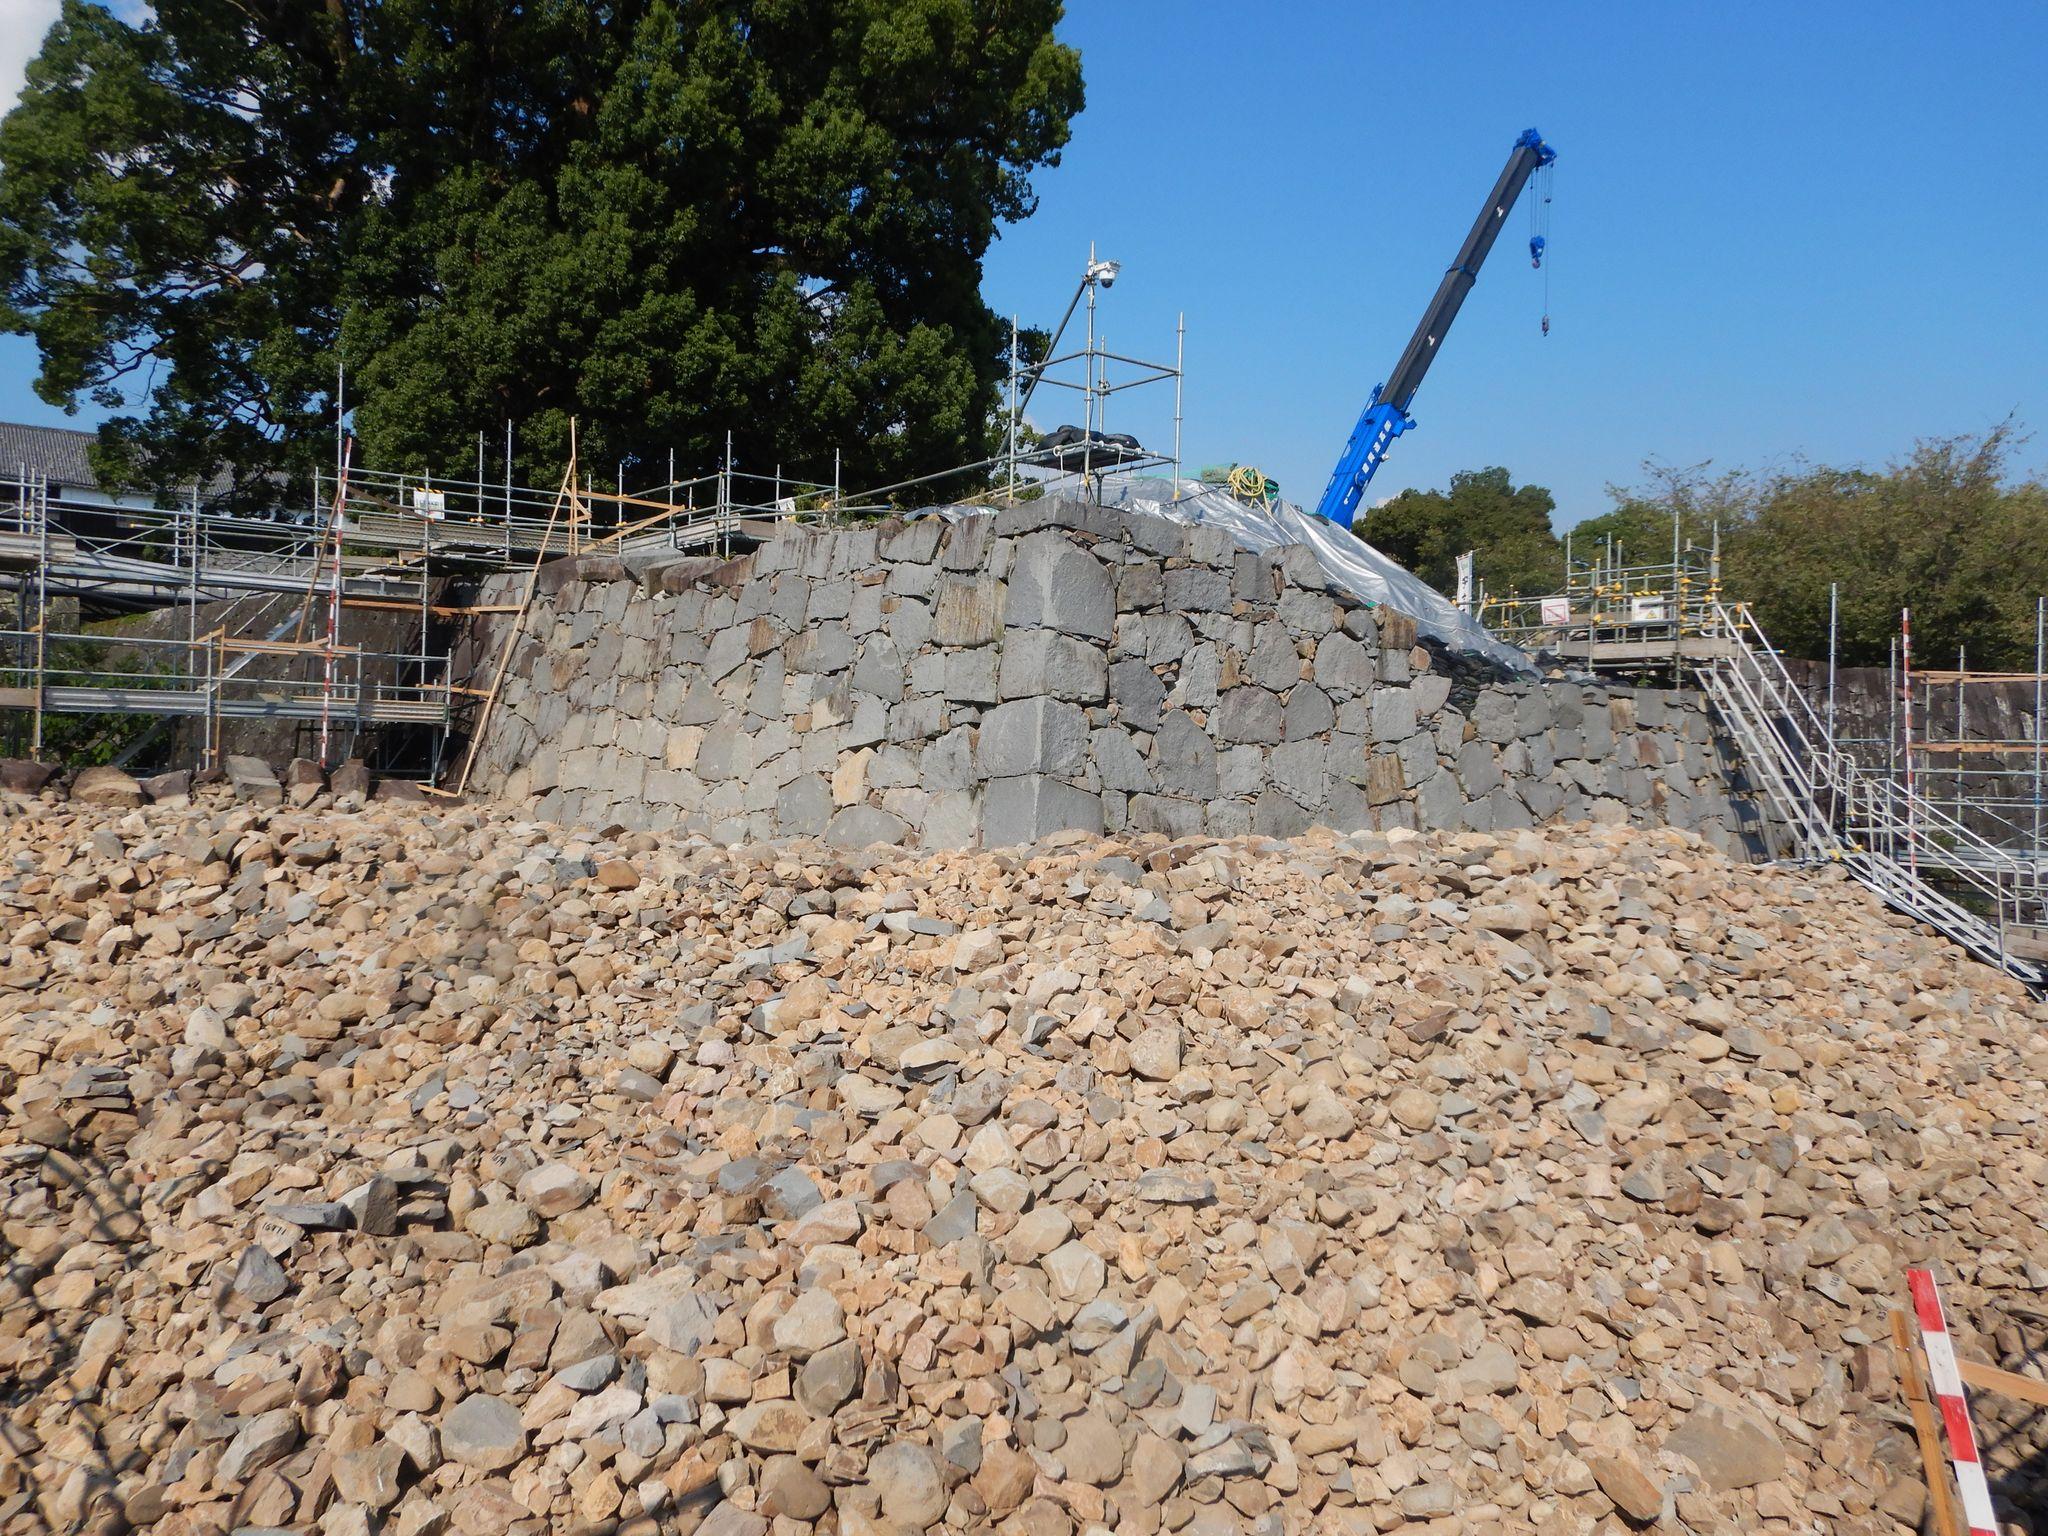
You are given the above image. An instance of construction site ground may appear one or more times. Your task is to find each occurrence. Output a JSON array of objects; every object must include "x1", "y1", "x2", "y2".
[{"x1": 3, "y1": 782, "x2": 2047, "y2": 1535}]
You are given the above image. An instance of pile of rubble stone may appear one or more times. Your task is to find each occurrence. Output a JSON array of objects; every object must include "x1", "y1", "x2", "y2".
[{"x1": 2, "y1": 779, "x2": 2046, "y2": 1536}]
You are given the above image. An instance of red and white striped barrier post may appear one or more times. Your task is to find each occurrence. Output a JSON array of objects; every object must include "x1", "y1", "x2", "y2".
[{"x1": 1908, "y1": 1267, "x2": 1999, "y2": 1536}]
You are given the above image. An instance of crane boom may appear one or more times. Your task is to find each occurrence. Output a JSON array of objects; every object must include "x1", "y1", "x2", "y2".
[{"x1": 1313, "y1": 128, "x2": 1556, "y2": 530}]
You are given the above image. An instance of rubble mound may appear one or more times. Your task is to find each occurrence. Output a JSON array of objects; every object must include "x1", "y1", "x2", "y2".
[{"x1": 3, "y1": 790, "x2": 2047, "y2": 1536}]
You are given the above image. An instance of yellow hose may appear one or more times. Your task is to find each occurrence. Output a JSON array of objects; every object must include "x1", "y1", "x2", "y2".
[{"x1": 1226, "y1": 464, "x2": 1271, "y2": 505}]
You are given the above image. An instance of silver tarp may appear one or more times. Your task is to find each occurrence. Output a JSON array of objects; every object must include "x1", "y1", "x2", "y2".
[{"x1": 925, "y1": 476, "x2": 1532, "y2": 671}]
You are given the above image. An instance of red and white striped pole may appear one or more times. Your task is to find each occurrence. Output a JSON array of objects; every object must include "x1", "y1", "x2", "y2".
[{"x1": 1907, "y1": 1267, "x2": 1998, "y2": 1536}]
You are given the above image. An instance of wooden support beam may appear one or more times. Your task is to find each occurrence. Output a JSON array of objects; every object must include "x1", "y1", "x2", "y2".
[
  {"x1": 1958, "y1": 1355, "x2": 2048, "y2": 1409},
  {"x1": 340, "y1": 598, "x2": 524, "y2": 617},
  {"x1": 1910, "y1": 740, "x2": 2045, "y2": 755},
  {"x1": 1893, "y1": 1309, "x2": 1964, "y2": 1536},
  {"x1": 1914, "y1": 669, "x2": 2048, "y2": 684}
]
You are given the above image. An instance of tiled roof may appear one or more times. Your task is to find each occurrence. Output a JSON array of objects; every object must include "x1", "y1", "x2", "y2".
[{"x1": 0, "y1": 420, "x2": 104, "y2": 488}]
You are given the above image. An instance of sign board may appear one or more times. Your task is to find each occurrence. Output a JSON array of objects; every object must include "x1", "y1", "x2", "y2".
[
  {"x1": 411, "y1": 488, "x2": 448, "y2": 520},
  {"x1": 1539, "y1": 597, "x2": 1571, "y2": 627},
  {"x1": 1629, "y1": 596, "x2": 1669, "y2": 624}
]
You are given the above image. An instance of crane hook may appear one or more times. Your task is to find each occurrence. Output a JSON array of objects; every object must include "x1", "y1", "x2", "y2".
[
  {"x1": 1529, "y1": 233, "x2": 1546, "y2": 269},
  {"x1": 1541, "y1": 313, "x2": 1550, "y2": 337}
]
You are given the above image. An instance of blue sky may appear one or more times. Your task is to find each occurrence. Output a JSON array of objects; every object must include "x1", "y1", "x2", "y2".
[
  {"x1": 979, "y1": 0, "x2": 2048, "y2": 523},
  {"x1": 3, "y1": 0, "x2": 2045, "y2": 527}
]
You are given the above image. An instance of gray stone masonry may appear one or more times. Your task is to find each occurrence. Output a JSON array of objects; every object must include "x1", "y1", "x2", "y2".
[{"x1": 461, "y1": 500, "x2": 1760, "y2": 852}]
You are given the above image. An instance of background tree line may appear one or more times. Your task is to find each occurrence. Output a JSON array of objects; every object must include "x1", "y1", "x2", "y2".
[
  {"x1": 1360, "y1": 425, "x2": 2048, "y2": 668},
  {"x1": 0, "y1": 0, "x2": 1083, "y2": 505}
]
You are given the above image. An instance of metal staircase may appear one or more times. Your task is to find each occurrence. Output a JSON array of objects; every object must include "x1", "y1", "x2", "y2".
[{"x1": 1698, "y1": 602, "x2": 2046, "y2": 989}]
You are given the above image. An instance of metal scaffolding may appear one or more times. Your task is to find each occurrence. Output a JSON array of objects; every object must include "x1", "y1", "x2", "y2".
[
  {"x1": 1476, "y1": 519, "x2": 2048, "y2": 983},
  {"x1": 1479, "y1": 523, "x2": 1730, "y2": 674},
  {"x1": 1, "y1": 401, "x2": 1184, "y2": 777}
]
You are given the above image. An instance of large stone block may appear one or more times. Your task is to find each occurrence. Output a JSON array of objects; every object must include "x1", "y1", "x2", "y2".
[
  {"x1": 998, "y1": 630, "x2": 1108, "y2": 703},
  {"x1": 1269, "y1": 738, "x2": 1329, "y2": 810},
  {"x1": 786, "y1": 624, "x2": 854, "y2": 675},
  {"x1": 976, "y1": 697, "x2": 1091, "y2": 778},
  {"x1": 1246, "y1": 625, "x2": 1300, "y2": 691},
  {"x1": 941, "y1": 516, "x2": 995, "y2": 572},
  {"x1": 1472, "y1": 688, "x2": 1521, "y2": 745},
  {"x1": 1129, "y1": 794, "x2": 1204, "y2": 838},
  {"x1": 1253, "y1": 788, "x2": 1315, "y2": 839},
  {"x1": 886, "y1": 560, "x2": 937, "y2": 599},
  {"x1": 824, "y1": 804, "x2": 911, "y2": 848},
  {"x1": 1118, "y1": 562, "x2": 1164, "y2": 611},
  {"x1": 1169, "y1": 645, "x2": 1221, "y2": 709},
  {"x1": 1369, "y1": 687, "x2": 1417, "y2": 743},
  {"x1": 1109, "y1": 659, "x2": 1166, "y2": 730},
  {"x1": 225, "y1": 755, "x2": 282, "y2": 805},
  {"x1": 1284, "y1": 683, "x2": 1335, "y2": 740},
  {"x1": 1121, "y1": 509, "x2": 1190, "y2": 559},
  {"x1": 923, "y1": 789, "x2": 980, "y2": 848},
  {"x1": 808, "y1": 576, "x2": 852, "y2": 623},
  {"x1": 1233, "y1": 551, "x2": 1278, "y2": 604},
  {"x1": 1522, "y1": 778, "x2": 1566, "y2": 821},
  {"x1": 701, "y1": 624, "x2": 749, "y2": 682},
  {"x1": 879, "y1": 518, "x2": 943, "y2": 564},
  {"x1": 1206, "y1": 798, "x2": 1253, "y2": 837},
  {"x1": 1515, "y1": 688, "x2": 1555, "y2": 738},
  {"x1": 847, "y1": 583, "x2": 887, "y2": 638},
  {"x1": 884, "y1": 597, "x2": 932, "y2": 650},
  {"x1": 1164, "y1": 567, "x2": 1231, "y2": 614},
  {"x1": 980, "y1": 775, "x2": 1102, "y2": 846},
  {"x1": 863, "y1": 744, "x2": 919, "y2": 789},
  {"x1": 850, "y1": 637, "x2": 905, "y2": 702},
  {"x1": 1456, "y1": 738, "x2": 1504, "y2": 796},
  {"x1": 1416, "y1": 767, "x2": 1462, "y2": 828},
  {"x1": 1278, "y1": 590, "x2": 1339, "y2": 637},
  {"x1": 1313, "y1": 633, "x2": 1375, "y2": 695},
  {"x1": 944, "y1": 647, "x2": 999, "y2": 704},
  {"x1": 1397, "y1": 730, "x2": 1437, "y2": 787},
  {"x1": 1005, "y1": 531, "x2": 1115, "y2": 640},
  {"x1": 906, "y1": 651, "x2": 947, "y2": 698},
  {"x1": 1092, "y1": 729, "x2": 1155, "y2": 794},
  {"x1": 1118, "y1": 612, "x2": 1195, "y2": 668},
  {"x1": 1488, "y1": 786, "x2": 1535, "y2": 829},
  {"x1": 1153, "y1": 711, "x2": 1219, "y2": 798},
  {"x1": 888, "y1": 695, "x2": 948, "y2": 744},
  {"x1": 1412, "y1": 672, "x2": 1453, "y2": 718},
  {"x1": 1364, "y1": 753, "x2": 1406, "y2": 807},
  {"x1": 1215, "y1": 687, "x2": 1284, "y2": 745}
]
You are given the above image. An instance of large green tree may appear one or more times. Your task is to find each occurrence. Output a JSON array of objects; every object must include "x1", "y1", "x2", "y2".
[
  {"x1": 1360, "y1": 466, "x2": 1563, "y2": 600},
  {"x1": 0, "y1": 0, "x2": 1083, "y2": 502},
  {"x1": 1581, "y1": 427, "x2": 2048, "y2": 668}
]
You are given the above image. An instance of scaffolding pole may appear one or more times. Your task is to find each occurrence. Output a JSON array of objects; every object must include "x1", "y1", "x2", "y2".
[
  {"x1": 1173, "y1": 312, "x2": 1185, "y2": 500},
  {"x1": 30, "y1": 473, "x2": 48, "y2": 761},
  {"x1": 318, "y1": 438, "x2": 354, "y2": 766},
  {"x1": 1902, "y1": 607, "x2": 1917, "y2": 880}
]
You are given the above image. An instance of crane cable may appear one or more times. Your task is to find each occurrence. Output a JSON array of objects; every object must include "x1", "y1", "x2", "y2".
[{"x1": 1527, "y1": 160, "x2": 1555, "y2": 335}]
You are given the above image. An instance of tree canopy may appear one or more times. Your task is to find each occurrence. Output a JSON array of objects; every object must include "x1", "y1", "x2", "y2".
[
  {"x1": 0, "y1": 0, "x2": 1084, "y2": 502},
  {"x1": 1351, "y1": 429, "x2": 2046, "y2": 668},
  {"x1": 1604, "y1": 428, "x2": 2048, "y2": 669},
  {"x1": 1359, "y1": 466, "x2": 1563, "y2": 599}
]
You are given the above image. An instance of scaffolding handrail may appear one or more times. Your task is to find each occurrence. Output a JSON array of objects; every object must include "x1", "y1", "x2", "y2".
[{"x1": 1701, "y1": 600, "x2": 2042, "y2": 986}]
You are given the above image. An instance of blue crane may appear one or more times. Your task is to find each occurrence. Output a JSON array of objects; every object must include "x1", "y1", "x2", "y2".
[{"x1": 1312, "y1": 128, "x2": 1556, "y2": 529}]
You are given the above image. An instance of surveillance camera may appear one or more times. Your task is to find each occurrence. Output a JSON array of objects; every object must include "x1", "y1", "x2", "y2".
[{"x1": 1087, "y1": 259, "x2": 1120, "y2": 288}]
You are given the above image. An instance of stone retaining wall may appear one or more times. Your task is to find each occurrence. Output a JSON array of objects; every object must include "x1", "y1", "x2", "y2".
[{"x1": 460, "y1": 500, "x2": 1761, "y2": 851}]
